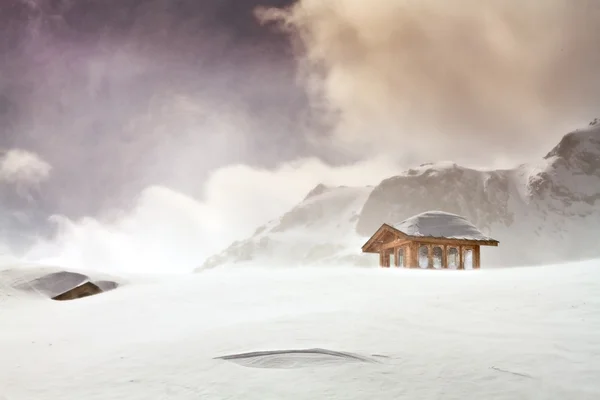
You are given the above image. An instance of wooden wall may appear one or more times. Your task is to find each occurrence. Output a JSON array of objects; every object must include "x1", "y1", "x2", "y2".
[
  {"x1": 379, "y1": 242, "x2": 482, "y2": 270},
  {"x1": 52, "y1": 282, "x2": 103, "y2": 301}
]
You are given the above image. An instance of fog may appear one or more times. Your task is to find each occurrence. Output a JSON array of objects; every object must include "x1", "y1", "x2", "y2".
[{"x1": 18, "y1": 153, "x2": 399, "y2": 273}]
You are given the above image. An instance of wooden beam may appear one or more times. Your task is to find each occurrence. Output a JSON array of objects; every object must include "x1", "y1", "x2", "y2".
[
  {"x1": 410, "y1": 242, "x2": 418, "y2": 268},
  {"x1": 362, "y1": 228, "x2": 386, "y2": 253},
  {"x1": 406, "y1": 237, "x2": 499, "y2": 247},
  {"x1": 427, "y1": 244, "x2": 432, "y2": 269},
  {"x1": 380, "y1": 239, "x2": 411, "y2": 251},
  {"x1": 442, "y1": 245, "x2": 448, "y2": 269}
]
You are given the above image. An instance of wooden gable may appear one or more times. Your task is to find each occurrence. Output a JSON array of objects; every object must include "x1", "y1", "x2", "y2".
[{"x1": 361, "y1": 224, "x2": 408, "y2": 253}]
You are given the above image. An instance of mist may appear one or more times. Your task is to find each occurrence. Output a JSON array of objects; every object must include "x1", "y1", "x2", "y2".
[
  {"x1": 259, "y1": 0, "x2": 600, "y2": 166},
  {"x1": 19, "y1": 156, "x2": 399, "y2": 273}
]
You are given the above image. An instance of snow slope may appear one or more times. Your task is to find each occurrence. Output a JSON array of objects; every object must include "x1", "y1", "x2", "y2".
[
  {"x1": 1, "y1": 259, "x2": 599, "y2": 399},
  {"x1": 202, "y1": 185, "x2": 375, "y2": 269},
  {"x1": 202, "y1": 121, "x2": 600, "y2": 268}
]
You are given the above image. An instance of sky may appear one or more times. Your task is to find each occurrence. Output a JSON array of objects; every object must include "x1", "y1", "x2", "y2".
[{"x1": 0, "y1": 0, "x2": 599, "y2": 272}]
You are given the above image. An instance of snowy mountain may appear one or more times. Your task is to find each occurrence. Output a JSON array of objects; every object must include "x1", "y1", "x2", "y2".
[
  {"x1": 200, "y1": 120, "x2": 600, "y2": 269},
  {"x1": 202, "y1": 185, "x2": 375, "y2": 269}
]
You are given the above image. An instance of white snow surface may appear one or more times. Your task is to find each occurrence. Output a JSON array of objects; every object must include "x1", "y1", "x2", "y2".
[
  {"x1": 392, "y1": 211, "x2": 496, "y2": 241},
  {"x1": 1, "y1": 260, "x2": 600, "y2": 399}
]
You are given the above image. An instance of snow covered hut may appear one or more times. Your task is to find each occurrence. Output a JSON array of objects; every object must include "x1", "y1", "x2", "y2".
[
  {"x1": 16, "y1": 271, "x2": 105, "y2": 301},
  {"x1": 361, "y1": 211, "x2": 499, "y2": 269}
]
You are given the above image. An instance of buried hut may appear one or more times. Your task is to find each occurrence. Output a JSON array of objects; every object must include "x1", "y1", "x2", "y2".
[
  {"x1": 361, "y1": 211, "x2": 499, "y2": 269},
  {"x1": 17, "y1": 271, "x2": 107, "y2": 301},
  {"x1": 52, "y1": 281, "x2": 103, "y2": 301}
]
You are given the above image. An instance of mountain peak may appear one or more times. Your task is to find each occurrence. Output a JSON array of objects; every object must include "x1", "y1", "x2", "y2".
[
  {"x1": 303, "y1": 183, "x2": 331, "y2": 201},
  {"x1": 544, "y1": 121, "x2": 600, "y2": 161}
]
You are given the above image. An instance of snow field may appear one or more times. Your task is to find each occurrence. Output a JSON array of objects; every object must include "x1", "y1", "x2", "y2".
[{"x1": 0, "y1": 260, "x2": 599, "y2": 399}]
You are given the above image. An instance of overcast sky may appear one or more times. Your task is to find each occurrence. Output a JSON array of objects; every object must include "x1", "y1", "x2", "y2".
[{"x1": 1, "y1": 0, "x2": 599, "y2": 272}]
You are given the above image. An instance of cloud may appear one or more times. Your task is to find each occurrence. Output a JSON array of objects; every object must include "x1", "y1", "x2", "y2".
[
  {"x1": 258, "y1": 0, "x2": 600, "y2": 166},
  {"x1": 21, "y1": 156, "x2": 399, "y2": 273},
  {"x1": 202, "y1": 155, "x2": 399, "y2": 231},
  {"x1": 0, "y1": 0, "x2": 313, "y2": 220},
  {"x1": 0, "y1": 149, "x2": 52, "y2": 185},
  {"x1": 23, "y1": 186, "x2": 215, "y2": 274}
]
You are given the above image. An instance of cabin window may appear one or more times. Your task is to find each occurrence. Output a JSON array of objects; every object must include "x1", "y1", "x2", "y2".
[
  {"x1": 397, "y1": 248, "x2": 405, "y2": 267},
  {"x1": 418, "y1": 245, "x2": 429, "y2": 269},
  {"x1": 432, "y1": 246, "x2": 443, "y2": 269},
  {"x1": 447, "y1": 247, "x2": 459, "y2": 269},
  {"x1": 463, "y1": 248, "x2": 474, "y2": 270}
]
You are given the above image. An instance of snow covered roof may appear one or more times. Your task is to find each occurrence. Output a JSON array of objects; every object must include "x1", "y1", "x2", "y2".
[
  {"x1": 19, "y1": 271, "x2": 90, "y2": 298},
  {"x1": 392, "y1": 211, "x2": 496, "y2": 242}
]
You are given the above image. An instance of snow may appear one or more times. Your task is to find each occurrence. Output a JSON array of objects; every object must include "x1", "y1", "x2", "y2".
[
  {"x1": 1, "y1": 259, "x2": 600, "y2": 399},
  {"x1": 393, "y1": 211, "x2": 496, "y2": 241}
]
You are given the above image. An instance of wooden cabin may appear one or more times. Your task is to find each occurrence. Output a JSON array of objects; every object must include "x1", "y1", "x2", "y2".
[{"x1": 362, "y1": 211, "x2": 499, "y2": 269}]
